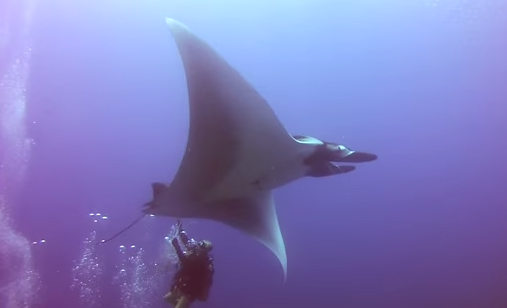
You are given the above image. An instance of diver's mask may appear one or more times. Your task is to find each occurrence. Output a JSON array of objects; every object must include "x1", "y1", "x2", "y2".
[{"x1": 198, "y1": 240, "x2": 213, "y2": 252}]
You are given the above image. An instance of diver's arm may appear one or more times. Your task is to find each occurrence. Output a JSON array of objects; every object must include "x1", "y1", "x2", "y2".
[
  {"x1": 175, "y1": 220, "x2": 190, "y2": 244},
  {"x1": 176, "y1": 220, "x2": 190, "y2": 244},
  {"x1": 171, "y1": 238, "x2": 186, "y2": 263}
]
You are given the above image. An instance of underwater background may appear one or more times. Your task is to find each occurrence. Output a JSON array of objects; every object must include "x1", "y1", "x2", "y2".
[{"x1": 1, "y1": 0, "x2": 506, "y2": 307}]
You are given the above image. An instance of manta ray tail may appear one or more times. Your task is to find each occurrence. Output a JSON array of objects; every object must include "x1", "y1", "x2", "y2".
[{"x1": 208, "y1": 191, "x2": 287, "y2": 281}]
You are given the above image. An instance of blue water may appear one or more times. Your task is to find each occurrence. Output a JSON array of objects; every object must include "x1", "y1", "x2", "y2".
[{"x1": 1, "y1": 0, "x2": 506, "y2": 307}]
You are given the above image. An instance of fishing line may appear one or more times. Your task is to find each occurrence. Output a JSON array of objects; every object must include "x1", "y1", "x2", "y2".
[{"x1": 98, "y1": 215, "x2": 146, "y2": 245}]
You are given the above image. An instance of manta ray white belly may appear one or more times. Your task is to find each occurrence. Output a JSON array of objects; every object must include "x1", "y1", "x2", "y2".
[{"x1": 201, "y1": 139, "x2": 315, "y2": 202}]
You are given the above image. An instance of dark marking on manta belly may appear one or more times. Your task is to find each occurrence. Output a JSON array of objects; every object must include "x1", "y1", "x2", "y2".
[{"x1": 251, "y1": 179, "x2": 264, "y2": 191}]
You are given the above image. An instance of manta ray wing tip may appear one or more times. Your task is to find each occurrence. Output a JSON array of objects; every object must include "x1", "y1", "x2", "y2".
[
  {"x1": 165, "y1": 17, "x2": 191, "y2": 37},
  {"x1": 165, "y1": 17, "x2": 185, "y2": 31}
]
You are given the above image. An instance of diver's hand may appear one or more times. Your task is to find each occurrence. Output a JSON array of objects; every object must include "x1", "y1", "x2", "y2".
[
  {"x1": 171, "y1": 237, "x2": 179, "y2": 246},
  {"x1": 176, "y1": 219, "x2": 183, "y2": 233}
]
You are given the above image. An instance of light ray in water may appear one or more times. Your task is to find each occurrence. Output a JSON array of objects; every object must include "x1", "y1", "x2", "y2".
[{"x1": 0, "y1": 0, "x2": 40, "y2": 307}]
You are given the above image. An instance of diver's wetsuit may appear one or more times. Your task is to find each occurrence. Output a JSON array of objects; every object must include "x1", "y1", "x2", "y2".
[{"x1": 171, "y1": 233, "x2": 214, "y2": 302}]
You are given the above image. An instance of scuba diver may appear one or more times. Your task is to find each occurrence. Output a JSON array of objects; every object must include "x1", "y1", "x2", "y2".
[{"x1": 164, "y1": 220, "x2": 214, "y2": 308}]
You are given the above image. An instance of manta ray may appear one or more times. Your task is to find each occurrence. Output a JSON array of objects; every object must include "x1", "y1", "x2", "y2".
[{"x1": 141, "y1": 18, "x2": 377, "y2": 279}]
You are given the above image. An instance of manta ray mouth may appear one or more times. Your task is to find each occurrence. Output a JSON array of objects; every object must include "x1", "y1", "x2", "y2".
[{"x1": 335, "y1": 165, "x2": 356, "y2": 173}]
